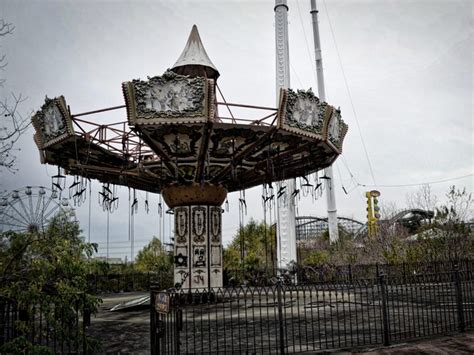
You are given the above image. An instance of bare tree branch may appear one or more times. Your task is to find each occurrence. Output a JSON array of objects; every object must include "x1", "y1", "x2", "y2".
[
  {"x1": 406, "y1": 184, "x2": 438, "y2": 212},
  {"x1": 0, "y1": 19, "x2": 14, "y2": 37},
  {"x1": 0, "y1": 20, "x2": 14, "y2": 78},
  {"x1": 0, "y1": 19, "x2": 30, "y2": 172}
]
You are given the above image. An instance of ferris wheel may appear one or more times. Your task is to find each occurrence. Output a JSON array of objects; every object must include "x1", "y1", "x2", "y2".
[{"x1": 0, "y1": 186, "x2": 70, "y2": 233}]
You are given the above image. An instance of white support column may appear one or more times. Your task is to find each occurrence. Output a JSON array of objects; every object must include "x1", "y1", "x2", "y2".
[
  {"x1": 310, "y1": 0, "x2": 339, "y2": 243},
  {"x1": 275, "y1": 0, "x2": 297, "y2": 268},
  {"x1": 173, "y1": 205, "x2": 223, "y2": 290}
]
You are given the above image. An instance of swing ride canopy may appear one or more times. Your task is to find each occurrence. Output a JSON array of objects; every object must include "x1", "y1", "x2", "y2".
[{"x1": 32, "y1": 25, "x2": 348, "y2": 207}]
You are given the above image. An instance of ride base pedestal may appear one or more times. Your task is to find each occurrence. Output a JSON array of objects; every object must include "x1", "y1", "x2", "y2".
[{"x1": 162, "y1": 183, "x2": 227, "y2": 289}]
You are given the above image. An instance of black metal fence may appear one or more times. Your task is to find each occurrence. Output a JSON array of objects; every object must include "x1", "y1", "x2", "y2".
[
  {"x1": 87, "y1": 271, "x2": 174, "y2": 294},
  {"x1": 0, "y1": 293, "x2": 91, "y2": 354},
  {"x1": 225, "y1": 259, "x2": 473, "y2": 286},
  {"x1": 85, "y1": 260, "x2": 472, "y2": 293},
  {"x1": 151, "y1": 265, "x2": 473, "y2": 354}
]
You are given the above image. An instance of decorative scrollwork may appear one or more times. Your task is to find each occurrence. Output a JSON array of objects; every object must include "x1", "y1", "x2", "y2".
[
  {"x1": 210, "y1": 207, "x2": 221, "y2": 243},
  {"x1": 192, "y1": 206, "x2": 207, "y2": 243},
  {"x1": 175, "y1": 207, "x2": 188, "y2": 244}
]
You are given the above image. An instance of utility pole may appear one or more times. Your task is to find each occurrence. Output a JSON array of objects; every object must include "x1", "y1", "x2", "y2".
[
  {"x1": 310, "y1": 0, "x2": 339, "y2": 243},
  {"x1": 275, "y1": 0, "x2": 297, "y2": 269}
]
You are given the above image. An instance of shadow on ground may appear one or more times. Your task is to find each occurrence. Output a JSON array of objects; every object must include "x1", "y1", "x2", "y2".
[{"x1": 88, "y1": 292, "x2": 474, "y2": 354}]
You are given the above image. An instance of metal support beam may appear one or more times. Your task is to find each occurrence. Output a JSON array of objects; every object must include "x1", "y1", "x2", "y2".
[{"x1": 310, "y1": 0, "x2": 339, "y2": 243}]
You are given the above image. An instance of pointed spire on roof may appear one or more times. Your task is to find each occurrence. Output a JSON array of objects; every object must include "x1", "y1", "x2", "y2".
[{"x1": 171, "y1": 25, "x2": 220, "y2": 80}]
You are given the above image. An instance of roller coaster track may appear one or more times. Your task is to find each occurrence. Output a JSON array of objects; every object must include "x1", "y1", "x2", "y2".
[{"x1": 296, "y1": 208, "x2": 436, "y2": 240}]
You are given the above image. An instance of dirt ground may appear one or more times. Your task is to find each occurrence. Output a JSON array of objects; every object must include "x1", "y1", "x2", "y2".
[
  {"x1": 88, "y1": 292, "x2": 474, "y2": 354},
  {"x1": 88, "y1": 292, "x2": 150, "y2": 354},
  {"x1": 355, "y1": 331, "x2": 474, "y2": 354}
]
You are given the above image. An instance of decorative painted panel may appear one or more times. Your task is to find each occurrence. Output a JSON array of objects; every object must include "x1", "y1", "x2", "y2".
[
  {"x1": 277, "y1": 88, "x2": 331, "y2": 140},
  {"x1": 122, "y1": 70, "x2": 215, "y2": 125},
  {"x1": 190, "y1": 205, "x2": 209, "y2": 289},
  {"x1": 32, "y1": 96, "x2": 74, "y2": 149},
  {"x1": 174, "y1": 242, "x2": 189, "y2": 289},
  {"x1": 324, "y1": 108, "x2": 348, "y2": 153},
  {"x1": 174, "y1": 246, "x2": 188, "y2": 267},
  {"x1": 175, "y1": 207, "x2": 188, "y2": 244},
  {"x1": 191, "y1": 206, "x2": 207, "y2": 243},
  {"x1": 192, "y1": 245, "x2": 206, "y2": 267},
  {"x1": 173, "y1": 204, "x2": 223, "y2": 289},
  {"x1": 210, "y1": 207, "x2": 221, "y2": 243},
  {"x1": 174, "y1": 206, "x2": 190, "y2": 289},
  {"x1": 210, "y1": 245, "x2": 222, "y2": 266}
]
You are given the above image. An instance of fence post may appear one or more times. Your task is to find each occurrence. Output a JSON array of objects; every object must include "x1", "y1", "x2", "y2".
[
  {"x1": 378, "y1": 271, "x2": 390, "y2": 346},
  {"x1": 402, "y1": 262, "x2": 407, "y2": 284},
  {"x1": 82, "y1": 293, "x2": 90, "y2": 355},
  {"x1": 276, "y1": 280, "x2": 285, "y2": 354},
  {"x1": 150, "y1": 291, "x2": 157, "y2": 355},
  {"x1": 453, "y1": 264, "x2": 465, "y2": 333},
  {"x1": 175, "y1": 307, "x2": 182, "y2": 355},
  {"x1": 17, "y1": 305, "x2": 29, "y2": 339},
  {"x1": 0, "y1": 298, "x2": 5, "y2": 347}
]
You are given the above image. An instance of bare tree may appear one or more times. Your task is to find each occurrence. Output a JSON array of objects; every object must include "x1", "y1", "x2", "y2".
[
  {"x1": 406, "y1": 184, "x2": 438, "y2": 212},
  {"x1": 443, "y1": 185, "x2": 473, "y2": 222},
  {"x1": 0, "y1": 20, "x2": 15, "y2": 84},
  {"x1": 0, "y1": 19, "x2": 31, "y2": 171},
  {"x1": 380, "y1": 200, "x2": 398, "y2": 219},
  {"x1": 427, "y1": 186, "x2": 474, "y2": 261}
]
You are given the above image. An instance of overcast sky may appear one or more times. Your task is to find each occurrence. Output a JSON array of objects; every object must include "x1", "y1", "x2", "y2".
[{"x1": 1, "y1": 0, "x2": 472, "y2": 260}]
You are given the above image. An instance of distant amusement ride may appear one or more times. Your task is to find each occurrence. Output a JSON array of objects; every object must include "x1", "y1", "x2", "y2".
[
  {"x1": 32, "y1": 25, "x2": 348, "y2": 289},
  {"x1": 0, "y1": 186, "x2": 70, "y2": 233}
]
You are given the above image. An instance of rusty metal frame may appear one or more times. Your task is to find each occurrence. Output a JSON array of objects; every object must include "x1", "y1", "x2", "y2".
[
  {"x1": 70, "y1": 116, "x2": 157, "y2": 163},
  {"x1": 67, "y1": 101, "x2": 278, "y2": 164}
]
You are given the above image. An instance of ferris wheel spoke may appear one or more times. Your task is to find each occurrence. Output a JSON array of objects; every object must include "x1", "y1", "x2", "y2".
[
  {"x1": 28, "y1": 193, "x2": 34, "y2": 225},
  {"x1": 41, "y1": 196, "x2": 54, "y2": 218},
  {"x1": 39, "y1": 197, "x2": 56, "y2": 227},
  {"x1": 6, "y1": 202, "x2": 31, "y2": 225},
  {"x1": 1, "y1": 220, "x2": 28, "y2": 230},
  {"x1": 1, "y1": 211, "x2": 30, "y2": 228},
  {"x1": 17, "y1": 197, "x2": 33, "y2": 225},
  {"x1": 1, "y1": 187, "x2": 68, "y2": 234},
  {"x1": 33, "y1": 193, "x2": 45, "y2": 226},
  {"x1": 43, "y1": 204, "x2": 60, "y2": 221}
]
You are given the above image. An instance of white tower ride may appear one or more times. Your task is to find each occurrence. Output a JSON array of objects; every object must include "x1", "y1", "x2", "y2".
[{"x1": 275, "y1": 0, "x2": 297, "y2": 269}]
